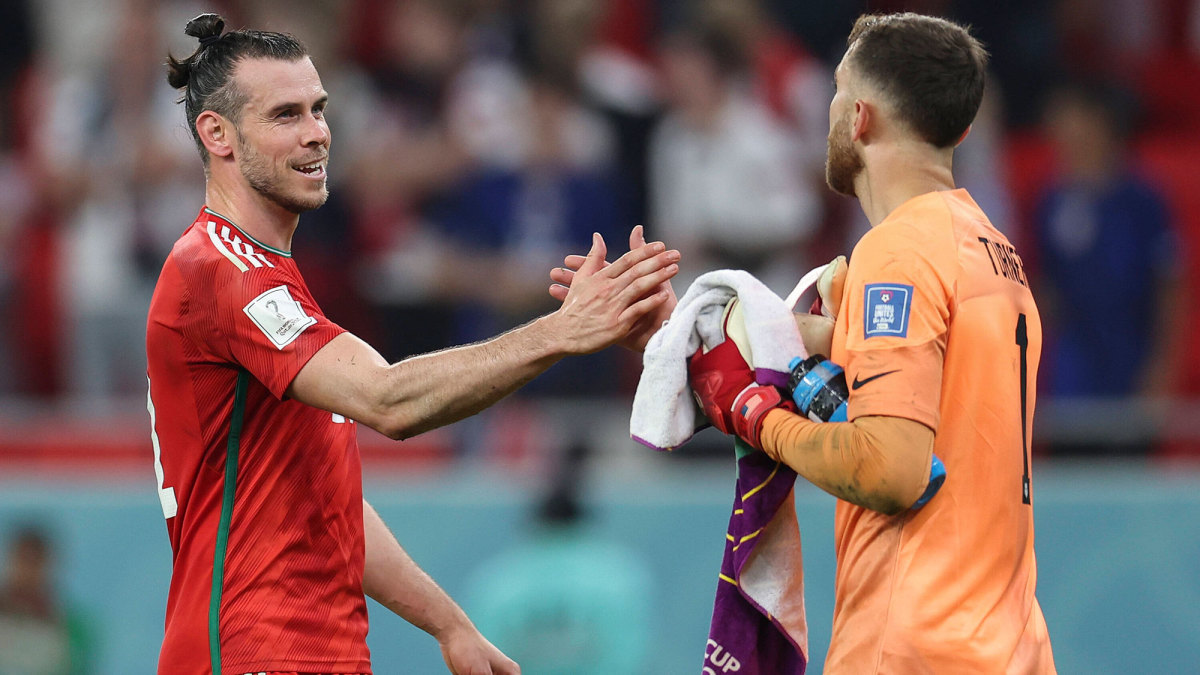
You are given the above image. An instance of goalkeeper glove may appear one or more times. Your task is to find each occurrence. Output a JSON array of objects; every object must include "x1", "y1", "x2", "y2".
[{"x1": 688, "y1": 339, "x2": 794, "y2": 448}]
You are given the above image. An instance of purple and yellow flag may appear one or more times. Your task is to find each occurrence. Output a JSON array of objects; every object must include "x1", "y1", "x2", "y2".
[{"x1": 703, "y1": 440, "x2": 808, "y2": 675}]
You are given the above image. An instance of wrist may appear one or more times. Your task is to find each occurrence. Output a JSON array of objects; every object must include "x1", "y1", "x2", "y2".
[
  {"x1": 431, "y1": 611, "x2": 477, "y2": 645},
  {"x1": 526, "y1": 312, "x2": 573, "y2": 359},
  {"x1": 758, "y1": 407, "x2": 793, "y2": 460},
  {"x1": 731, "y1": 384, "x2": 794, "y2": 448}
]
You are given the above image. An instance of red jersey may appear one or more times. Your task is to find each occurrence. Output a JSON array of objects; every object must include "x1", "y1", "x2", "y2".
[{"x1": 146, "y1": 207, "x2": 371, "y2": 674}]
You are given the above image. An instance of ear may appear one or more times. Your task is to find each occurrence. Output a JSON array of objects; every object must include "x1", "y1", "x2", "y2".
[
  {"x1": 851, "y1": 99, "x2": 871, "y2": 142},
  {"x1": 195, "y1": 111, "x2": 235, "y2": 160}
]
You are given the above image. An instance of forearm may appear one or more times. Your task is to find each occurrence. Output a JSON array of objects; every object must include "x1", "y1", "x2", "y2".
[
  {"x1": 293, "y1": 235, "x2": 677, "y2": 438},
  {"x1": 760, "y1": 411, "x2": 933, "y2": 514},
  {"x1": 362, "y1": 500, "x2": 474, "y2": 639},
  {"x1": 376, "y1": 314, "x2": 564, "y2": 438}
]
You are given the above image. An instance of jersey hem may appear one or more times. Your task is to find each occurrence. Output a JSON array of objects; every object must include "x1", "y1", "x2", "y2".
[
  {"x1": 275, "y1": 324, "x2": 347, "y2": 400},
  {"x1": 846, "y1": 404, "x2": 938, "y2": 432},
  {"x1": 223, "y1": 659, "x2": 372, "y2": 674}
]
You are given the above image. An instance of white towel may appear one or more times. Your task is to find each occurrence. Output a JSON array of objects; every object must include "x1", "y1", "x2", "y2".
[{"x1": 630, "y1": 269, "x2": 813, "y2": 451}]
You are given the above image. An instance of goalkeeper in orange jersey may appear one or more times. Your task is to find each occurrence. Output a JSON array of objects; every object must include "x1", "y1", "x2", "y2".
[{"x1": 556, "y1": 11, "x2": 1056, "y2": 674}]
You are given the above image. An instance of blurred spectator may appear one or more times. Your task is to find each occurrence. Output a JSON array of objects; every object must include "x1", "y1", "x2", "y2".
[
  {"x1": 1054, "y1": 0, "x2": 1168, "y2": 80},
  {"x1": 0, "y1": 0, "x2": 39, "y2": 396},
  {"x1": 0, "y1": 526, "x2": 91, "y2": 674},
  {"x1": 1194, "y1": 0, "x2": 1200, "y2": 54},
  {"x1": 578, "y1": 0, "x2": 663, "y2": 228},
  {"x1": 338, "y1": 0, "x2": 504, "y2": 360},
  {"x1": 423, "y1": 1, "x2": 629, "y2": 400},
  {"x1": 954, "y1": 80, "x2": 1015, "y2": 235},
  {"x1": 465, "y1": 442, "x2": 653, "y2": 674},
  {"x1": 0, "y1": 117, "x2": 36, "y2": 397},
  {"x1": 705, "y1": 0, "x2": 830, "y2": 175},
  {"x1": 648, "y1": 15, "x2": 819, "y2": 295},
  {"x1": 948, "y1": 0, "x2": 1059, "y2": 129},
  {"x1": 34, "y1": 0, "x2": 202, "y2": 402},
  {"x1": 429, "y1": 78, "x2": 623, "y2": 348},
  {"x1": 1033, "y1": 81, "x2": 1182, "y2": 451}
]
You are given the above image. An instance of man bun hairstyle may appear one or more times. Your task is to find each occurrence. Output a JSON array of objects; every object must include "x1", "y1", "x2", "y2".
[
  {"x1": 165, "y1": 13, "x2": 308, "y2": 165},
  {"x1": 846, "y1": 13, "x2": 988, "y2": 148}
]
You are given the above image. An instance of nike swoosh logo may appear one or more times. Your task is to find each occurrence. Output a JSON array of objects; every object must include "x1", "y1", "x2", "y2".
[{"x1": 851, "y1": 370, "x2": 900, "y2": 390}]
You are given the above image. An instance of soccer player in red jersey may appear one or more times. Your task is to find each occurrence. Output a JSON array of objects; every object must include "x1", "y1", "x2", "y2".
[{"x1": 146, "y1": 14, "x2": 678, "y2": 675}]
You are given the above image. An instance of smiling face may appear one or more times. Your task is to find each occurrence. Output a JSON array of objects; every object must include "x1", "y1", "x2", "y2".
[
  {"x1": 230, "y1": 57, "x2": 330, "y2": 214},
  {"x1": 825, "y1": 57, "x2": 865, "y2": 198}
]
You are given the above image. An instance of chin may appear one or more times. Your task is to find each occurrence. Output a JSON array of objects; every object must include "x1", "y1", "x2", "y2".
[{"x1": 281, "y1": 183, "x2": 330, "y2": 214}]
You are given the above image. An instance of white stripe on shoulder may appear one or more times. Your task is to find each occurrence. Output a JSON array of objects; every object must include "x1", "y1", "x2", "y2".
[
  {"x1": 219, "y1": 225, "x2": 266, "y2": 269},
  {"x1": 206, "y1": 220, "x2": 249, "y2": 272}
]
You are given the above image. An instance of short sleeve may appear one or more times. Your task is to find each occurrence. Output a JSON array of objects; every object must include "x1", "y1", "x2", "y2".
[
  {"x1": 211, "y1": 264, "x2": 346, "y2": 399},
  {"x1": 839, "y1": 223, "x2": 951, "y2": 430}
]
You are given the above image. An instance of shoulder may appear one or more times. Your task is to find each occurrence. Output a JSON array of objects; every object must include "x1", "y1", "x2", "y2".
[
  {"x1": 855, "y1": 192, "x2": 956, "y2": 262},
  {"x1": 849, "y1": 193, "x2": 964, "y2": 304},
  {"x1": 174, "y1": 214, "x2": 301, "y2": 306}
]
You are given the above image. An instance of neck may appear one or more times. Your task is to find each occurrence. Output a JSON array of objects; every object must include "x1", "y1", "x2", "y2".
[
  {"x1": 204, "y1": 174, "x2": 299, "y2": 252},
  {"x1": 854, "y1": 141, "x2": 957, "y2": 227}
]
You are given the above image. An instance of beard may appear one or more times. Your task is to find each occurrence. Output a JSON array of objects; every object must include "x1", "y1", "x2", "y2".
[
  {"x1": 825, "y1": 114, "x2": 864, "y2": 198},
  {"x1": 238, "y1": 137, "x2": 329, "y2": 214}
]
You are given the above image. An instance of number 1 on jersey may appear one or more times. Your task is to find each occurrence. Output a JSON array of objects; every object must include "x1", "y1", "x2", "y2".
[{"x1": 1016, "y1": 314, "x2": 1031, "y2": 505}]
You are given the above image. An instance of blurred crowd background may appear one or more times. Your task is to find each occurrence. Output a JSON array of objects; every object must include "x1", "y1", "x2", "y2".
[
  {"x1": 5, "y1": 0, "x2": 1200, "y2": 456},
  {"x1": 3, "y1": 0, "x2": 1200, "y2": 673}
]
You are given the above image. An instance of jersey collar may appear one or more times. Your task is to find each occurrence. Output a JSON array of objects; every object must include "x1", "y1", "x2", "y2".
[{"x1": 202, "y1": 207, "x2": 293, "y2": 258}]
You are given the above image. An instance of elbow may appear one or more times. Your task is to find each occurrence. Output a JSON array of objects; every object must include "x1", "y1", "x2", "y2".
[
  {"x1": 377, "y1": 423, "x2": 408, "y2": 442},
  {"x1": 870, "y1": 493, "x2": 915, "y2": 516},
  {"x1": 360, "y1": 400, "x2": 417, "y2": 441},
  {"x1": 841, "y1": 457, "x2": 930, "y2": 516},
  {"x1": 875, "y1": 475, "x2": 930, "y2": 515},
  {"x1": 372, "y1": 413, "x2": 415, "y2": 441},
  {"x1": 845, "y1": 416, "x2": 935, "y2": 515},
  {"x1": 356, "y1": 374, "x2": 418, "y2": 441},
  {"x1": 854, "y1": 490, "x2": 910, "y2": 516}
]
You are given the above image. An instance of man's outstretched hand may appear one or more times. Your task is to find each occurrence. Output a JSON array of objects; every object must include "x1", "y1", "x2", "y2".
[{"x1": 549, "y1": 225, "x2": 678, "y2": 352}]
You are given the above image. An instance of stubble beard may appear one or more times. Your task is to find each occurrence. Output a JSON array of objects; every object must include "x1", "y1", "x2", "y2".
[
  {"x1": 825, "y1": 114, "x2": 864, "y2": 198},
  {"x1": 238, "y1": 137, "x2": 329, "y2": 215}
]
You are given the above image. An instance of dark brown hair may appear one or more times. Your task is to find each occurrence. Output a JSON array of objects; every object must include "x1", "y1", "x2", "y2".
[
  {"x1": 165, "y1": 13, "x2": 308, "y2": 164},
  {"x1": 846, "y1": 13, "x2": 988, "y2": 148}
]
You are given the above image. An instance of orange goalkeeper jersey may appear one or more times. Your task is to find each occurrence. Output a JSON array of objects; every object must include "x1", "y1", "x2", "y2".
[{"x1": 825, "y1": 189, "x2": 1055, "y2": 673}]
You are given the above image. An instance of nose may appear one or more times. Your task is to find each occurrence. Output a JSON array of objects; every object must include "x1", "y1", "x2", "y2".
[{"x1": 302, "y1": 112, "x2": 330, "y2": 148}]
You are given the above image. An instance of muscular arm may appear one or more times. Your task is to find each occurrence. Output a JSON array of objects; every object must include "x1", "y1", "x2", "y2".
[
  {"x1": 760, "y1": 412, "x2": 933, "y2": 514},
  {"x1": 362, "y1": 499, "x2": 472, "y2": 636},
  {"x1": 289, "y1": 320, "x2": 559, "y2": 440},
  {"x1": 289, "y1": 235, "x2": 678, "y2": 439},
  {"x1": 363, "y1": 501, "x2": 518, "y2": 674}
]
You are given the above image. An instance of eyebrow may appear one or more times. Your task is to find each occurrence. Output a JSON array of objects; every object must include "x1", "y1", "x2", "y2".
[{"x1": 265, "y1": 93, "x2": 329, "y2": 118}]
